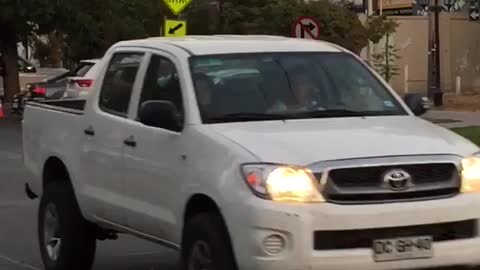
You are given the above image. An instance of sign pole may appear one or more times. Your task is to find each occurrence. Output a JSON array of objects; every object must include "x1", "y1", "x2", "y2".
[{"x1": 161, "y1": 0, "x2": 192, "y2": 37}]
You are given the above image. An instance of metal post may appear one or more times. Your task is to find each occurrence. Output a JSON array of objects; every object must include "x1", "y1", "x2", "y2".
[
  {"x1": 433, "y1": 0, "x2": 443, "y2": 106},
  {"x1": 218, "y1": 0, "x2": 224, "y2": 33},
  {"x1": 427, "y1": 1, "x2": 434, "y2": 99},
  {"x1": 367, "y1": 0, "x2": 374, "y2": 64},
  {"x1": 404, "y1": 64, "x2": 409, "y2": 93}
]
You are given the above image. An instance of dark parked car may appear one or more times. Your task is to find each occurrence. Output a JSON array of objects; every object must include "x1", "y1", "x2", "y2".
[
  {"x1": 18, "y1": 56, "x2": 37, "y2": 73},
  {"x1": 12, "y1": 59, "x2": 99, "y2": 115}
]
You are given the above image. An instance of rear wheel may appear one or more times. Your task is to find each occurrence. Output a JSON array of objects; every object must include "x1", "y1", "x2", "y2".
[
  {"x1": 38, "y1": 182, "x2": 96, "y2": 270},
  {"x1": 181, "y1": 212, "x2": 237, "y2": 270}
]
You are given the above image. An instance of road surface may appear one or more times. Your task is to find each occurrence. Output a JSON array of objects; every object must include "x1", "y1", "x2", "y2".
[{"x1": 0, "y1": 116, "x2": 178, "y2": 270}]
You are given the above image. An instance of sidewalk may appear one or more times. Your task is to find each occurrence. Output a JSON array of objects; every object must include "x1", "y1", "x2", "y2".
[{"x1": 424, "y1": 110, "x2": 480, "y2": 128}]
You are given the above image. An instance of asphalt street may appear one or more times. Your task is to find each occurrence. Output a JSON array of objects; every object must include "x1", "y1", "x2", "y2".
[{"x1": 0, "y1": 116, "x2": 178, "y2": 270}]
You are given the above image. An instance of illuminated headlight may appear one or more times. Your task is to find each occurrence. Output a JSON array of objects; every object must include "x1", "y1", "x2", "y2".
[
  {"x1": 461, "y1": 153, "x2": 480, "y2": 193},
  {"x1": 242, "y1": 164, "x2": 325, "y2": 203}
]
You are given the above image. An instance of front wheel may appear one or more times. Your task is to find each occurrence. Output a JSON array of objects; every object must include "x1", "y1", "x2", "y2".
[
  {"x1": 38, "y1": 182, "x2": 97, "y2": 270},
  {"x1": 181, "y1": 212, "x2": 237, "y2": 270}
]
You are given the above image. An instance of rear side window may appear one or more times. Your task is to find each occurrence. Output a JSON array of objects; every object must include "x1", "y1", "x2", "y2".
[
  {"x1": 75, "y1": 63, "x2": 94, "y2": 77},
  {"x1": 99, "y1": 53, "x2": 144, "y2": 117},
  {"x1": 84, "y1": 62, "x2": 101, "y2": 78}
]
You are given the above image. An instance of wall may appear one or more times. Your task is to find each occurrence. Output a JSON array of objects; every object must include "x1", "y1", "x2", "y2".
[
  {"x1": 447, "y1": 13, "x2": 480, "y2": 92},
  {"x1": 388, "y1": 15, "x2": 428, "y2": 93},
  {"x1": 371, "y1": 13, "x2": 480, "y2": 95}
]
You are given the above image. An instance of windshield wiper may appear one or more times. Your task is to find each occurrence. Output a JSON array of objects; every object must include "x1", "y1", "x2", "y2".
[
  {"x1": 288, "y1": 109, "x2": 391, "y2": 118},
  {"x1": 206, "y1": 110, "x2": 399, "y2": 123},
  {"x1": 207, "y1": 112, "x2": 293, "y2": 123}
]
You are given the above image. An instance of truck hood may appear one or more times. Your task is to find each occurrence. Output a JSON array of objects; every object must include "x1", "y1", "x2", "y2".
[{"x1": 209, "y1": 116, "x2": 479, "y2": 165}]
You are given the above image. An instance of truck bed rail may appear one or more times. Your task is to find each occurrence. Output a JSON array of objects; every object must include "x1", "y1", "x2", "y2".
[{"x1": 26, "y1": 99, "x2": 86, "y2": 115}]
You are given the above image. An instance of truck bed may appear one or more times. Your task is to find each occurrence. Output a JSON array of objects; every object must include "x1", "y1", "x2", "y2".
[{"x1": 23, "y1": 98, "x2": 87, "y2": 197}]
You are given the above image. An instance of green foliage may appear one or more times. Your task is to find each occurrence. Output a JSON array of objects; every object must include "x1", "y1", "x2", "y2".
[
  {"x1": 32, "y1": 32, "x2": 64, "y2": 67},
  {"x1": 216, "y1": 0, "x2": 401, "y2": 54},
  {"x1": 0, "y1": 0, "x2": 57, "y2": 101},
  {"x1": 372, "y1": 17, "x2": 400, "y2": 83},
  {"x1": 367, "y1": 15, "x2": 398, "y2": 43},
  {"x1": 303, "y1": 0, "x2": 369, "y2": 53},
  {"x1": 221, "y1": 0, "x2": 303, "y2": 35},
  {"x1": 183, "y1": 0, "x2": 220, "y2": 34},
  {"x1": 0, "y1": 0, "x2": 56, "y2": 37},
  {"x1": 373, "y1": 42, "x2": 400, "y2": 83},
  {"x1": 57, "y1": 0, "x2": 164, "y2": 63}
]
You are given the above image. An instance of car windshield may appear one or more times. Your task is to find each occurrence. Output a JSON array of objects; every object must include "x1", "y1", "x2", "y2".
[{"x1": 190, "y1": 52, "x2": 407, "y2": 124}]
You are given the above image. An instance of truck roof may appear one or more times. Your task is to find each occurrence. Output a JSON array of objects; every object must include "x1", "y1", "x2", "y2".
[{"x1": 114, "y1": 35, "x2": 345, "y2": 56}]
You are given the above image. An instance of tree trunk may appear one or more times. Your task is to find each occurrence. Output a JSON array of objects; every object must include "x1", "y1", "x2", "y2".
[
  {"x1": 0, "y1": 22, "x2": 20, "y2": 103},
  {"x1": 385, "y1": 33, "x2": 390, "y2": 83}
]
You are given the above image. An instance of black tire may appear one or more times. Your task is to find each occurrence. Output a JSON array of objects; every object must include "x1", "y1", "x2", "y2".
[
  {"x1": 38, "y1": 182, "x2": 97, "y2": 270},
  {"x1": 181, "y1": 212, "x2": 237, "y2": 270}
]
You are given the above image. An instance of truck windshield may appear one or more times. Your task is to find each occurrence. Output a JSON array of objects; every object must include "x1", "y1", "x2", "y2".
[{"x1": 189, "y1": 52, "x2": 407, "y2": 124}]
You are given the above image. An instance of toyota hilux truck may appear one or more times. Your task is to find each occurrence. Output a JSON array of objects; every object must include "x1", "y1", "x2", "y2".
[{"x1": 23, "y1": 35, "x2": 480, "y2": 270}]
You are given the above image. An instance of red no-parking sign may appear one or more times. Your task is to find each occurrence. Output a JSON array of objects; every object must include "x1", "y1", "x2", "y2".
[{"x1": 292, "y1": 16, "x2": 320, "y2": 40}]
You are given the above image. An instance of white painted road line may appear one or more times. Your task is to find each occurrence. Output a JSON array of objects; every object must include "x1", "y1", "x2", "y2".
[{"x1": 0, "y1": 253, "x2": 41, "y2": 270}]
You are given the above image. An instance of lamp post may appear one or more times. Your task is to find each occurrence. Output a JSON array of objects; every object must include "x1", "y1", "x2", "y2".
[{"x1": 418, "y1": 0, "x2": 456, "y2": 106}]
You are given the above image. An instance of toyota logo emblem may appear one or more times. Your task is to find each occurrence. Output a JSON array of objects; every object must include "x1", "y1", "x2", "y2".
[{"x1": 383, "y1": 169, "x2": 412, "y2": 191}]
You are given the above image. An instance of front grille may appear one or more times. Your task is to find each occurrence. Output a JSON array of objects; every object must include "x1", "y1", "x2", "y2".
[
  {"x1": 314, "y1": 219, "x2": 476, "y2": 250},
  {"x1": 320, "y1": 163, "x2": 460, "y2": 204},
  {"x1": 329, "y1": 164, "x2": 456, "y2": 187}
]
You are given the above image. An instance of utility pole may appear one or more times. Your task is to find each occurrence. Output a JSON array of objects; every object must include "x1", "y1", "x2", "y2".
[
  {"x1": 433, "y1": 0, "x2": 442, "y2": 106},
  {"x1": 215, "y1": 0, "x2": 224, "y2": 33},
  {"x1": 366, "y1": 0, "x2": 374, "y2": 64},
  {"x1": 425, "y1": 0, "x2": 443, "y2": 106}
]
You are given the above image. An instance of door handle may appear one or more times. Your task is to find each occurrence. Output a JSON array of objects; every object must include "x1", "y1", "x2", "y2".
[
  {"x1": 123, "y1": 136, "x2": 137, "y2": 147},
  {"x1": 84, "y1": 126, "x2": 95, "y2": 136}
]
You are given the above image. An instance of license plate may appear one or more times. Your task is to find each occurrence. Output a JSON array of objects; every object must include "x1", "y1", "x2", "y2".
[{"x1": 373, "y1": 236, "x2": 433, "y2": 262}]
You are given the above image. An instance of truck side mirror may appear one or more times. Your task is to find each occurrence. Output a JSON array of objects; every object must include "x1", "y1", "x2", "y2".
[
  {"x1": 138, "y1": 100, "x2": 181, "y2": 131},
  {"x1": 403, "y1": 93, "x2": 430, "y2": 116}
]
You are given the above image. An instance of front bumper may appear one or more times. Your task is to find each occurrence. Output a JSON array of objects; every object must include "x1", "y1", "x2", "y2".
[{"x1": 225, "y1": 193, "x2": 480, "y2": 270}]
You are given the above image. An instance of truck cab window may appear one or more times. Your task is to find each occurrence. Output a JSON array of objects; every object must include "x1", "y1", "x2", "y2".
[
  {"x1": 138, "y1": 55, "x2": 184, "y2": 127},
  {"x1": 99, "y1": 53, "x2": 144, "y2": 117}
]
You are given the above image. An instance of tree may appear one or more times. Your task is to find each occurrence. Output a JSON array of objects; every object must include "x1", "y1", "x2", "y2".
[
  {"x1": 0, "y1": 0, "x2": 165, "y2": 96},
  {"x1": 372, "y1": 17, "x2": 400, "y2": 83},
  {"x1": 0, "y1": 0, "x2": 55, "y2": 102},
  {"x1": 58, "y1": 0, "x2": 164, "y2": 65},
  {"x1": 218, "y1": 0, "x2": 397, "y2": 54},
  {"x1": 32, "y1": 32, "x2": 64, "y2": 68},
  {"x1": 221, "y1": 0, "x2": 303, "y2": 35},
  {"x1": 184, "y1": 0, "x2": 221, "y2": 34}
]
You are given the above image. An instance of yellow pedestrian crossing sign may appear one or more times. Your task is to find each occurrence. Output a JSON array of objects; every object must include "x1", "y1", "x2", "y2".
[
  {"x1": 164, "y1": 19, "x2": 187, "y2": 37},
  {"x1": 162, "y1": 0, "x2": 192, "y2": 15}
]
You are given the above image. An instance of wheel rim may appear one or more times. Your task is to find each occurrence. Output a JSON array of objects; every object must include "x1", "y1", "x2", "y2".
[
  {"x1": 43, "y1": 203, "x2": 62, "y2": 262},
  {"x1": 188, "y1": 240, "x2": 213, "y2": 270}
]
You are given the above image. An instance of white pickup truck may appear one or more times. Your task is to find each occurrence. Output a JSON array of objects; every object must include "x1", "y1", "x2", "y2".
[{"x1": 23, "y1": 35, "x2": 480, "y2": 270}]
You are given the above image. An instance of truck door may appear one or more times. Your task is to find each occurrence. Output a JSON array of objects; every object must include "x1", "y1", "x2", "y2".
[
  {"x1": 80, "y1": 51, "x2": 146, "y2": 224},
  {"x1": 122, "y1": 52, "x2": 187, "y2": 244}
]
